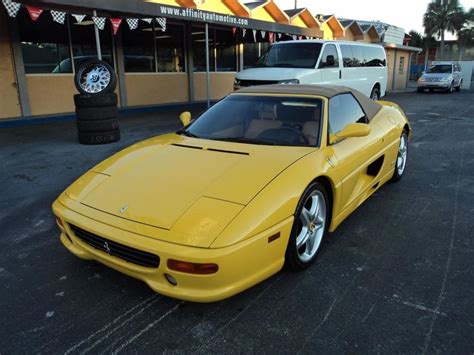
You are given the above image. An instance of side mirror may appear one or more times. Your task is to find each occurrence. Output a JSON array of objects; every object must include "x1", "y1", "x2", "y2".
[
  {"x1": 179, "y1": 111, "x2": 192, "y2": 126},
  {"x1": 329, "y1": 123, "x2": 370, "y2": 144}
]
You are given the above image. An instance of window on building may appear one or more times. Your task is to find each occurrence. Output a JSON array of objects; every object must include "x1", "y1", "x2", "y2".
[
  {"x1": 192, "y1": 27, "x2": 215, "y2": 72},
  {"x1": 18, "y1": 10, "x2": 71, "y2": 73},
  {"x1": 318, "y1": 44, "x2": 339, "y2": 68},
  {"x1": 69, "y1": 19, "x2": 114, "y2": 70},
  {"x1": 329, "y1": 94, "x2": 366, "y2": 135},
  {"x1": 156, "y1": 24, "x2": 185, "y2": 72},
  {"x1": 215, "y1": 29, "x2": 236, "y2": 72},
  {"x1": 399, "y1": 56, "x2": 405, "y2": 74},
  {"x1": 122, "y1": 21, "x2": 155, "y2": 72}
]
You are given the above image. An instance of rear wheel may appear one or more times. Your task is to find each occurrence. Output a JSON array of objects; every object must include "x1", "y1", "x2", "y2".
[
  {"x1": 391, "y1": 130, "x2": 408, "y2": 182},
  {"x1": 286, "y1": 181, "x2": 329, "y2": 271}
]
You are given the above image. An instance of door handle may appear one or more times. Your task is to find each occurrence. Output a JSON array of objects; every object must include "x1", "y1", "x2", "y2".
[{"x1": 339, "y1": 70, "x2": 342, "y2": 79}]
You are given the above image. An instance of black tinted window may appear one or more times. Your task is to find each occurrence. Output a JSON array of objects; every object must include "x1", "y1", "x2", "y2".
[
  {"x1": 340, "y1": 45, "x2": 353, "y2": 67},
  {"x1": 318, "y1": 44, "x2": 339, "y2": 68},
  {"x1": 329, "y1": 94, "x2": 366, "y2": 135},
  {"x1": 363, "y1": 46, "x2": 386, "y2": 67}
]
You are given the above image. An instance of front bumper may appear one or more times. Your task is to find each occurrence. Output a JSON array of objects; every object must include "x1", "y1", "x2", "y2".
[
  {"x1": 53, "y1": 198, "x2": 292, "y2": 302},
  {"x1": 417, "y1": 81, "x2": 451, "y2": 89}
]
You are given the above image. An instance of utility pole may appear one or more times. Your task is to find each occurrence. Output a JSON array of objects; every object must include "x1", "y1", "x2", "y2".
[{"x1": 294, "y1": 0, "x2": 297, "y2": 9}]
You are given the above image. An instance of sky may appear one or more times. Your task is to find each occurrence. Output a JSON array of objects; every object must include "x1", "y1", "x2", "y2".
[{"x1": 271, "y1": 0, "x2": 473, "y2": 35}]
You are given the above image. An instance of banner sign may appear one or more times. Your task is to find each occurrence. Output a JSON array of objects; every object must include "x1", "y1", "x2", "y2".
[
  {"x1": 26, "y1": 6, "x2": 43, "y2": 21},
  {"x1": 110, "y1": 18, "x2": 122, "y2": 35}
]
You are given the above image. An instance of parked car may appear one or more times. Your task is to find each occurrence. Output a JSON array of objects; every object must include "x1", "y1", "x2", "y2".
[
  {"x1": 234, "y1": 40, "x2": 388, "y2": 100},
  {"x1": 417, "y1": 61, "x2": 463, "y2": 93},
  {"x1": 53, "y1": 85, "x2": 410, "y2": 302}
]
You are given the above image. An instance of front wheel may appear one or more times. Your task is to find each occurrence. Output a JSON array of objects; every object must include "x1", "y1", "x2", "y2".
[
  {"x1": 391, "y1": 130, "x2": 408, "y2": 182},
  {"x1": 75, "y1": 60, "x2": 117, "y2": 95},
  {"x1": 455, "y1": 80, "x2": 462, "y2": 92},
  {"x1": 286, "y1": 181, "x2": 329, "y2": 271}
]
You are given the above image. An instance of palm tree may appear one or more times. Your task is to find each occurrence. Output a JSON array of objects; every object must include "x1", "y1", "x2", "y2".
[
  {"x1": 457, "y1": 8, "x2": 474, "y2": 60},
  {"x1": 423, "y1": 0, "x2": 465, "y2": 60}
]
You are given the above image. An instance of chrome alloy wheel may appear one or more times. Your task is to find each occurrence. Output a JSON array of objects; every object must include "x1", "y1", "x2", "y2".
[
  {"x1": 396, "y1": 133, "x2": 408, "y2": 176},
  {"x1": 296, "y1": 190, "x2": 326, "y2": 263},
  {"x1": 80, "y1": 64, "x2": 111, "y2": 94}
]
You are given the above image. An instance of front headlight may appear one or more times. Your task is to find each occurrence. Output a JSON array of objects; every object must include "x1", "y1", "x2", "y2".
[
  {"x1": 233, "y1": 78, "x2": 241, "y2": 90},
  {"x1": 418, "y1": 76, "x2": 426, "y2": 82},
  {"x1": 440, "y1": 76, "x2": 452, "y2": 82},
  {"x1": 279, "y1": 79, "x2": 300, "y2": 85}
]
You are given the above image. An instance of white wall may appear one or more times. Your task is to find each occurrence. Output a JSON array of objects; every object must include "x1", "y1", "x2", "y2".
[{"x1": 458, "y1": 61, "x2": 473, "y2": 90}]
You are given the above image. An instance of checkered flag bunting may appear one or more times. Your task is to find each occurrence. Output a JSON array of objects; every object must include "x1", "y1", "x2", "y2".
[
  {"x1": 126, "y1": 18, "x2": 139, "y2": 30},
  {"x1": 92, "y1": 16, "x2": 106, "y2": 30},
  {"x1": 156, "y1": 17, "x2": 166, "y2": 32},
  {"x1": 2, "y1": 0, "x2": 21, "y2": 18},
  {"x1": 51, "y1": 10, "x2": 66, "y2": 24}
]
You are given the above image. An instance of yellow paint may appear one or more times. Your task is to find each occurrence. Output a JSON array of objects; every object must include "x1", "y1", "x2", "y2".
[
  {"x1": 197, "y1": 0, "x2": 233, "y2": 15},
  {"x1": 290, "y1": 16, "x2": 308, "y2": 28},
  {"x1": 193, "y1": 72, "x2": 234, "y2": 100},
  {"x1": 53, "y1": 90, "x2": 410, "y2": 302},
  {"x1": 251, "y1": 7, "x2": 276, "y2": 23},
  {"x1": 125, "y1": 73, "x2": 188, "y2": 106},
  {"x1": 322, "y1": 22, "x2": 333, "y2": 40},
  {"x1": 0, "y1": 10, "x2": 21, "y2": 119},
  {"x1": 146, "y1": 0, "x2": 185, "y2": 6}
]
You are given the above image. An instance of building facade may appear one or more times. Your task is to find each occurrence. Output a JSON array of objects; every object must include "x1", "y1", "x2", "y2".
[{"x1": 0, "y1": 0, "x2": 419, "y2": 121}]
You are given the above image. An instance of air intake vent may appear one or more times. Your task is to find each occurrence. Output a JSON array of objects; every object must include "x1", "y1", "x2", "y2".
[
  {"x1": 70, "y1": 225, "x2": 160, "y2": 268},
  {"x1": 171, "y1": 143, "x2": 203, "y2": 150},
  {"x1": 207, "y1": 148, "x2": 249, "y2": 156}
]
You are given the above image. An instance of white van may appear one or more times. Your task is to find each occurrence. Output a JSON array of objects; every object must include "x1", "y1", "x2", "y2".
[{"x1": 234, "y1": 40, "x2": 388, "y2": 100}]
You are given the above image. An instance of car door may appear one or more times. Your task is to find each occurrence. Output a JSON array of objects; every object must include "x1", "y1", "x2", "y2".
[
  {"x1": 325, "y1": 94, "x2": 385, "y2": 214},
  {"x1": 317, "y1": 44, "x2": 341, "y2": 84}
]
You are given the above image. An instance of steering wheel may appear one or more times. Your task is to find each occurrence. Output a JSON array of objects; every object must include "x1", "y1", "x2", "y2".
[{"x1": 257, "y1": 127, "x2": 309, "y2": 145}]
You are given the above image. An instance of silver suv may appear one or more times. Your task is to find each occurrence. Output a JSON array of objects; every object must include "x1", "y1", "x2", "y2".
[{"x1": 417, "y1": 62, "x2": 463, "y2": 93}]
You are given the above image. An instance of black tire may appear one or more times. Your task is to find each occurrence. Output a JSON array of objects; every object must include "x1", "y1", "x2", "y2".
[
  {"x1": 74, "y1": 59, "x2": 117, "y2": 95},
  {"x1": 76, "y1": 118, "x2": 119, "y2": 133},
  {"x1": 370, "y1": 86, "x2": 380, "y2": 100},
  {"x1": 429, "y1": 88, "x2": 434, "y2": 93},
  {"x1": 286, "y1": 181, "x2": 329, "y2": 271},
  {"x1": 417, "y1": 88, "x2": 423, "y2": 93},
  {"x1": 77, "y1": 129, "x2": 120, "y2": 145},
  {"x1": 74, "y1": 93, "x2": 118, "y2": 108},
  {"x1": 391, "y1": 130, "x2": 408, "y2": 182},
  {"x1": 446, "y1": 82, "x2": 454, "y2": 93},
  {"x1": 75, "y1": 106, "x2": 118, "y2": 121}
]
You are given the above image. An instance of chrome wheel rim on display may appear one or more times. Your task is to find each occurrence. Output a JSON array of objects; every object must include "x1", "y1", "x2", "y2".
[
  {"x1": 296, "y1": 190, "x2": 326, "y2": 262},
  {"x1": 79, "y1": 64, "x2": 111, "y2": 94},
  {"x1": 397, "y1": 134, "x2": 408, "y2": 176}
]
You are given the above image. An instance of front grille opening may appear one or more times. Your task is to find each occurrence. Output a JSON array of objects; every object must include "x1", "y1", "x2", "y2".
[{"x1": 69, "y1": 225, "x2": 160, "y2": 268}]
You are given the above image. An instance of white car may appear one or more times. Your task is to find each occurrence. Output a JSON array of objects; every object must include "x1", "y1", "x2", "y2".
[
  {"x1": 417, "y1": 62, "x2": 463, "y2": 93},
  {"x1": 234, "y1": 40, "x2": 388, "y2": 100}
]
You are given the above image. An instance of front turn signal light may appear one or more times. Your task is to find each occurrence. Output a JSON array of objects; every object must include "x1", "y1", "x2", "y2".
[{"x1": 167, "y1": 259, "x2": 218, "y2": 275}]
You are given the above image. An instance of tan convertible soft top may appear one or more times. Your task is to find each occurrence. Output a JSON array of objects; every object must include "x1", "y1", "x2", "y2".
[{"x1": 236, "y1": 84, "x2": 382, "y2": 121}]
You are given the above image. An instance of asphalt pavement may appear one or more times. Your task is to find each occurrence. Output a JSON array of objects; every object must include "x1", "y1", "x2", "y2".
[{"x1": 0, "y1": 91, "x2": 473, "y2": 354}]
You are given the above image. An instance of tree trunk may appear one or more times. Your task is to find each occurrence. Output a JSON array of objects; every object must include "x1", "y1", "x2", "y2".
[
  {"x1": 424, "y1": 44, "x2": 429, "y2": 70},
  {"x1": 440, "y1": 30, "x2": 445, "y2": 60}
]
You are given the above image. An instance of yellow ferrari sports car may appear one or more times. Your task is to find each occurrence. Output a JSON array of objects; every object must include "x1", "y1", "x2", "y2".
[{"x1": 53, "y1": 85, "x2": 411, "y2": 302}]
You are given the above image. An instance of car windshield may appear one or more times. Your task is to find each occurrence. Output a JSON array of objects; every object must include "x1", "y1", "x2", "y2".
[
  {"x1": 426, "y1": 65, "x2": 452, "y2": 74},
  {"x1": 255, "y1": 43, "x2": 323, "y2": 69},
  {"x1": 180, "y1": 95, "x2": 323, "y2": 147}
]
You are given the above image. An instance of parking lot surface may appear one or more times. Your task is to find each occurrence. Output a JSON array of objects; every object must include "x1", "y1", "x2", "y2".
[{"x1": 1, "y1": 92, "x2": 473, "y2": 353}]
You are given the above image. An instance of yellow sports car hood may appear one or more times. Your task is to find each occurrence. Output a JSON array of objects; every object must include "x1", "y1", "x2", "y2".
[{"x1": 69, "y1": 134, "x2": 314, "y2": 233}]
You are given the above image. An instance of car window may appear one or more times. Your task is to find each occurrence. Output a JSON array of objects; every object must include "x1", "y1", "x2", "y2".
[
  {"x1": 328, "y1": 94, "x2": 367, "y2": 135},
  {"x1": 363, "y1": 46, "x2": 386, "y2": 67},
  {"x1": 318, "y1": 44, "x2": 339, "y2": 69},
  {"x1": 184, "y1": 95, "x2": 323, "y2": 147},
  {"x1": 340, "y1": 45, "x2": 353, "y2": 67},
  {"x1": 350, "y1": 45, "x2": 365, "y2": 67},
  {"x1": 426, "y1": 65, "x2": 452, "y2": 73}
]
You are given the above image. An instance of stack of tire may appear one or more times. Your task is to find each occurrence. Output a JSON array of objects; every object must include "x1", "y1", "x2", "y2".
[{"x1": 74, "y1": 59, "x2": 120, "y2": 145}]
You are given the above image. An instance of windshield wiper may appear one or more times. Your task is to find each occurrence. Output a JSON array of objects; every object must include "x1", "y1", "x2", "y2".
[
  {"x1": 177, "y1": 130, "x2": 199, "y2": 138},
  {"x1": 212, "y1": 137, "x2": 275, "y2": 145}
]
